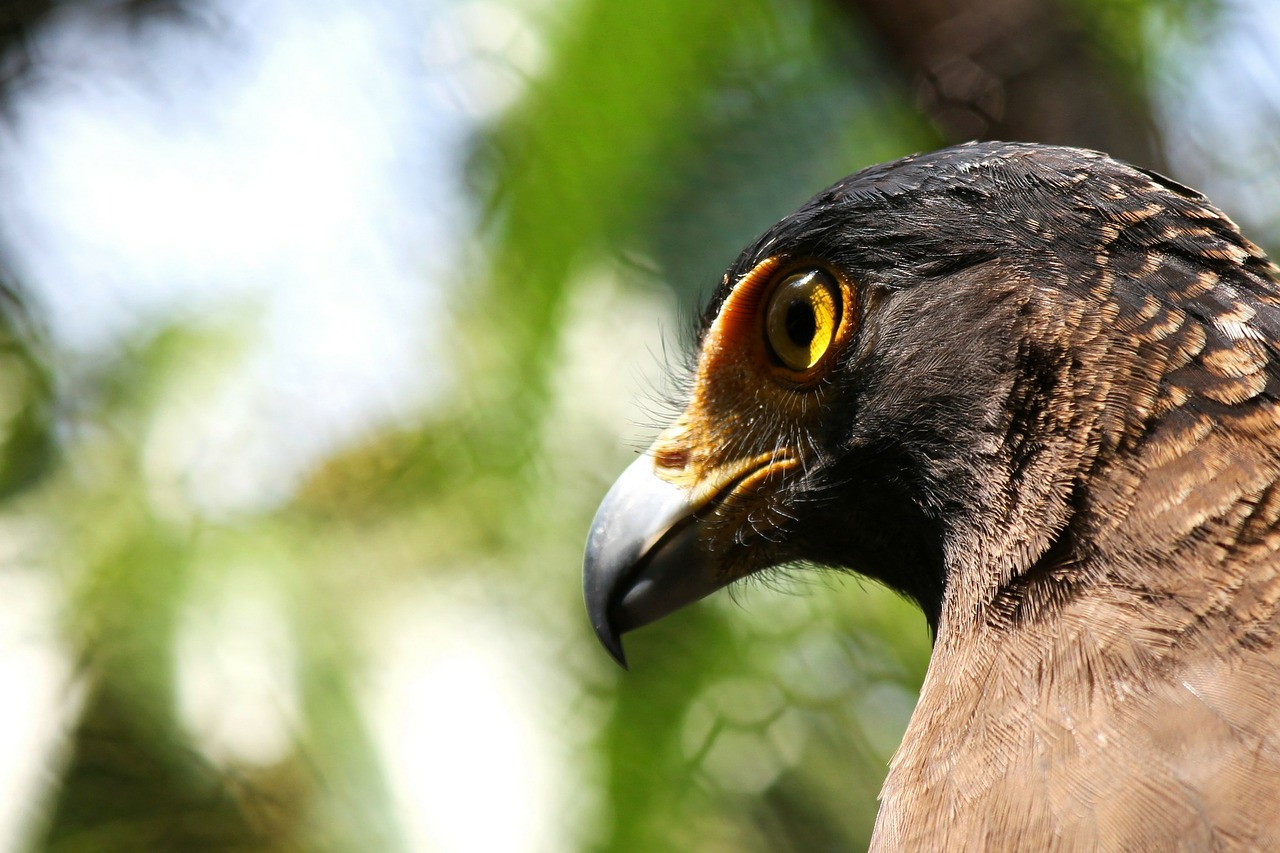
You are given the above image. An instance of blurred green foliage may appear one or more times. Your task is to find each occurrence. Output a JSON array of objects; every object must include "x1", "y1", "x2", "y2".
[{"x1": 0, "y1": 0, "x2": 1264, "y2": 851}]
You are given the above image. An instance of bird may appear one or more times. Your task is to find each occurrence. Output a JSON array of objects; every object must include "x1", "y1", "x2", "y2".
[{"x1": 582, "y1": 141, "x2": 1280, "y2": 850}]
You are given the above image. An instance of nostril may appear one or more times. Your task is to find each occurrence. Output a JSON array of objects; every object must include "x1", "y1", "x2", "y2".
[{"x1": 653, "y1": 445, "x2": 689, "y2": 471}]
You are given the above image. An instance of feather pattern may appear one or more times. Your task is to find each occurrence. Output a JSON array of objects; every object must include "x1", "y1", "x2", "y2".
[
  {"x1": 586, "y1": 142, "x2": 1280, "y2": 849},
  {"x1": 710, "y1": 143, "x2": 1280, "y2": 849}
]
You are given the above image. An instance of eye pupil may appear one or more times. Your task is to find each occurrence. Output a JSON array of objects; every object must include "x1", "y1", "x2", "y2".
[{"x1": 785, "y1": 300, "x2": 816, "y2": 347}]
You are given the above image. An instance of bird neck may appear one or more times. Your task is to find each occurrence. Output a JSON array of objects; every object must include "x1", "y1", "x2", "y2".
[
  {"x1": 934, "y1": 391, "x2": 1280, "y2": 643},
  {"x1": 925, "y1": 273, "x2": 1280, "y2": 639},
  {"x1": 889, "y1": 416, "x2": 1280, "y2": 849}
]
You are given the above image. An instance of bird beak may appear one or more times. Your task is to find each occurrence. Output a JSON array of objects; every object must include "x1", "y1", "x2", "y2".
[{"x1": 583, "y1": 453, "x2": 727, "y2": 668}]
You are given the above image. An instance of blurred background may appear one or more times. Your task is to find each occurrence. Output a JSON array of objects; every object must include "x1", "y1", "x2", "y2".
[{"x1": 0, "y1": 0, "x2": 1275, "y2": 849}]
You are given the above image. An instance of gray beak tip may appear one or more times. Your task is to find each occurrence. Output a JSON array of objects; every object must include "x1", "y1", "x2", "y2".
[
  {"x1": 584, "y1": 453, "x2": 730, "y2": 669},
  {"x1": 583, "y1": 454, "x2": 691, "y2": 669},
  {"x1": 592, "y1": 618, "x2": 629, "y2": 669}
]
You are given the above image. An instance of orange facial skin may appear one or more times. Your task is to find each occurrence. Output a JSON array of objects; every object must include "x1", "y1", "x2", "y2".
[{"x1": 647, "y1": 255, "x2": 861, "y2": 582}]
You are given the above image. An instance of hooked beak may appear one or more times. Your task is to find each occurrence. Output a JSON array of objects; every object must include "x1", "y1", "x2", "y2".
[{"x1": 582, "y1": 454, "x2": 727, "y2": 668}]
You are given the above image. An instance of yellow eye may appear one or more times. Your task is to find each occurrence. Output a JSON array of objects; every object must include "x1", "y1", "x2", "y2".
[{"x1": 764, "y1": 269, "x2": 841, "y2": 371}]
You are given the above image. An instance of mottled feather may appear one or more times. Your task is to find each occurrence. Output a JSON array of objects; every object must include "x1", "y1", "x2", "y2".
[
  {"x1": 590, "y1": 141, "x2": 1280, "y2": 850},
  {"x1": 799, "y1": 144, "x2": 1280, "y2": 851}
]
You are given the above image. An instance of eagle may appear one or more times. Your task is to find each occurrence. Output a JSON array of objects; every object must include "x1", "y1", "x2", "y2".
[{"x1": 582, "y1": 142, "x2": 1280, "y2": 850}]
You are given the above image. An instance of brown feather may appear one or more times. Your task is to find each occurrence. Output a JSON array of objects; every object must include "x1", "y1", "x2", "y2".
[
  {"x1": 584, "y1": 142, "x2": 1280, "y2": 850},
  {"x1": 873, "y1": 148, "x2": 1280, "y2": 849}
]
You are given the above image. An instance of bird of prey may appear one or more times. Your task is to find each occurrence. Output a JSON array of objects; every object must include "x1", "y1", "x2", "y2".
[{"x1": 583, "y1": 142, "x2": 1280, "y2": 850}]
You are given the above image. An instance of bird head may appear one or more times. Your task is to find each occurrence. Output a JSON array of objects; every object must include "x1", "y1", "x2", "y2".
[{"x1": 584, "y1": 141, "x2": 1280, "y2": 666}]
